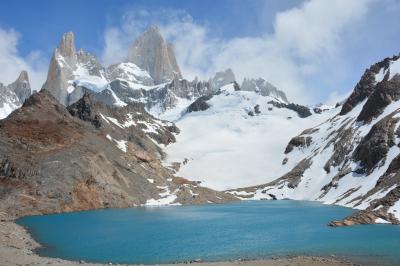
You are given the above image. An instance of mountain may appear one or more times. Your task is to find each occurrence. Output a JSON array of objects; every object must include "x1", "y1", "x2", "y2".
[
  {"x1": 40, "y1": 31, "x2": 237, "y2": 118},
  {"x1": 209, "y1": 68, "x2": 236, "y2": 91},
  {"x1": 0, "y1": 91, "x2": 236, "y2": 217},
  {"x1": 41, "y1": 32, "x2": 107, "y2": 106},
  {"x1": 241, "y1": 77, "x2": 289, "y2": 103},
  {"x1": 0, "y1": 71, "x2": 31, "y2": 119},
  {"x1": 164, "y1": 83, "x2": 336, "y2": 190},
  {"x1": 38, "y1": 29, "x2": 298, "y2": 127},
  {"x1": 229, "y1": 54, "x2": 400, "y2": 226},
  {"x1": 127, "y1": 25, "x2": 182, "y2": 84}
]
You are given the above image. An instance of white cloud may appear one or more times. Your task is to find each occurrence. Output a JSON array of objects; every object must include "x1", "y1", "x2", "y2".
[
  {"x1": 325, "y1": 90, "x2": 352, "y2": 107},
  {"x1": 102, "y1": 0, "x2": 371, "y2": 103},
  {"x1": 0, "y1": 27, "x2": 47, "y2": 91},
  {"x1": 102, "y1": 27, "x2": 127, "y2": 66}
]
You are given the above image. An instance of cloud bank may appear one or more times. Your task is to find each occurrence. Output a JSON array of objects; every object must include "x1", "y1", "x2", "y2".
[
  {"x1": 0, "y1": 28, "x2": 47, "y2": 91},
  {"x1": 102, "y1": 0, "x2": 371, "y2": 103}
]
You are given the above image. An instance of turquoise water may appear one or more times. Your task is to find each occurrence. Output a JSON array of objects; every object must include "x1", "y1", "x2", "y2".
[{"x1": 17, "y1": 201, "x2": 400, "y2": 265}]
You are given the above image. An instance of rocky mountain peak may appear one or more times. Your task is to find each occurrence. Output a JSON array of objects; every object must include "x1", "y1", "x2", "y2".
[
  {"x1": 16, "y1": 70, "x2": 29, "y2": 82},
  {"x1": 127, "y1": 25, "x2": 182, "y2": 84},
  {"x1": 57, "y1": 31, "x2": 76, "y2": 61},
  {"x1": 147, "y1": 25, "x2": 161, "y2": 33},
  {"x1": 340, "y1": 54, "x2": 400, "y2": 116},
  {"x1": 42, "y1": 32, "x2": 105, "y2": 106},
  {"x1": 241, "y1": 78, "x2": 288, "y2": 103},
  {"x1": 210, "y1": 68, "x2": 236, "y2": 90},
  {"x1": 8, "y1": 70, "x2": 31, "y2": 103}
]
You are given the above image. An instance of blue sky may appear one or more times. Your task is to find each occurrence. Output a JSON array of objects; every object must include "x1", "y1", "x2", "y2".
[{"x1": 0, "y1": 0, "x2": 400, "y2": 104}]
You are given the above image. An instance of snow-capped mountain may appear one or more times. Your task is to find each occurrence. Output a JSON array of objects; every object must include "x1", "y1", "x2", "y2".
[
  {"x1": 41, "y1": 31, "x2": 108, "y2": 106},
  {"x1": 41, "y1": 29, "x2": 281, "y2": 121},
  {"x1": 230, "y1": 54, "x2": 400, "y2": 225},
  {"x1": 4, "y1": 25, "x2": 397, "y2": 227},
  {"x1": 40, "y1": 30, "x2": 226, "y2": 114},
  {"x1": 0, "y1": 70, "x2": 31, "y2": 119},
  {"x1": 164, "y1": 83, "x2": 336, "y2": 190},
  {"x1": 241, "y1": 77, "x2": 288, "y2": 103}
]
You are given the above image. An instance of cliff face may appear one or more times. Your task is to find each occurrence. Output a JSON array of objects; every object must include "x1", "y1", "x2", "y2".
[
  {"x1": 127, "y1": 26, "x2": 182, "y2": 84},
  {"x1": 41, "y1": 32, "x2": 107, "y2": 106},
  {"x1": 0, "y1": 71, "x2": 31, "y2": 119},
  {"x1": 0, "y1": 91, "x2": 236, "y2": 218}
]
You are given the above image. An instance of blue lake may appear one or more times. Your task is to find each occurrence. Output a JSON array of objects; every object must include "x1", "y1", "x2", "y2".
[{"x1": 17, "y1": 200, "x2": 400, "y2": 265}]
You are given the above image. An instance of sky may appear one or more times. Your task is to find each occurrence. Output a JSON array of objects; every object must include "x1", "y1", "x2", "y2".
[{"x1": 0, "y1": 0, "x2": 400, "y2": 104}]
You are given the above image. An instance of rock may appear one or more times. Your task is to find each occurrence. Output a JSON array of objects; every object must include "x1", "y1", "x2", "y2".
[
  {"x1": 340, "y1": 54, "x2": 400, "y2": 115},
  {"x1": 41, "y1": 32, "x2": 105, "y2": 106},
  {"x1": 127, "y1": 26, "x2": 182, "y2": 84},
  {"x1": 357, "y1": 75, "x2": 400, "y2": 123},
  {"x1": 241, "y1": 78, "x2": 288, "y2": 103},
  {"x1": 353, "y1": 112, "x2": 399, "y2": 173},
  {"x1": 210, "y1": 69, "x2": 236, "y2": 91},
  {"x1": 186, "y1": 95, "x2": 213, "y2": 113},
  {"x1": 285, "y1": 136, "x2": 312, "y2": 154},
  {"x1": 67, "y1": 93, "x2": 102, "y2": 128},
  {"x1": 268, "y1": 100, "x2": 312, "y2": 118},
  {"x1": 7, "y1": 71, "x2": 31, "y2": 104}
]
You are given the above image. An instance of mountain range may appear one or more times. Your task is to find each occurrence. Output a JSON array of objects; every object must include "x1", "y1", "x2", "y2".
[{"x1": 0, "y1": 25, "x2": 400, "y2": 226}]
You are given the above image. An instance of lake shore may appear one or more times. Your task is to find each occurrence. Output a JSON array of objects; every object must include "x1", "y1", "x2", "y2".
[{"x1": 0, "y1": 220, "x2": 358, "y2": 266}]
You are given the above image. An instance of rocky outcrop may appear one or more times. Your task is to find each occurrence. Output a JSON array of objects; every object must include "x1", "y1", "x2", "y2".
[
  {"x1": 186, "y1": 95, "x2": 213, "y2": 113},
  {"x1": 340, "y1": 54, "x2": 400, "y2": 116},
  {"x1": 109, "y1": 76, "x2": 216, "y2": 113},
  {"x1": 241, "y1": 78, "x2": 288, "y2": 103},
  {"x1": 67, "y1": 92, "x2": 103, "y2": 128},
  {"x1": 210, "y1": 69, "x2": 236, "y2": 91},
  {"x1": 228, "y1": 158, "x2": 312, "y2": 195},
  {"x1": 41, "y1": 32, "x2": 76, "y2": 105},
  {"x1": 0, "y1": 71, "x2": 32, "y2": 119},
  {"x1": 127, "y1": 26, "x2": 182, "y2": 84},
  {"x1": 268, "y1": 101, "x2": 312, "y2": 118},
  {"x1": 0, "y1": 91, "x2": 236, "y2": 217},
  {"x1": 41, "y1": 32, "x2": 106, "y2": 106},
  {"x1": 357, "y1": 75, "x2": 400, "y2": 123},
  {"x1": 353, "y1": 111, "x2": 400, "y2": 173},
  {"x1": 7, "y1": 71, "x2": 31, "y2": 104},
  {"x1": 285, "y1": 136, "x2": 312, "y2": 154}
]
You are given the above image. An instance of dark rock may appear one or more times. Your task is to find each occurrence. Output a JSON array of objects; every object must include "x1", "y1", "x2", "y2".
[
  {"x1": 268, "y1": 101, "x2": 312, "y2": 118},
  {"x1": 268, "y1": 194, "x2": 277, "y2": 200},
  {"x1": 233, "y1": 81, "x2": 240, "y2": 91},
  {"x1": 285, "y1": 136, "x2": 312, "y2": 154},
  {"x1": 353, "y1": 112, "x2": 399, "y2": 173},
  {"x1": 340, "y1": 54, "x2": 400, "y2": 116},
  {"x1": 323, "y1": 121, "x2": 354, "y2": 173},
  {"x1": 67, "y1": 93, "x2": 102, "y2": 128},
  {"x1": 357, "y1": 75, "x2": 400, "y2": 123},
  {"x1": 186, "y1": 95, "x2": 213, "y2": 113}
]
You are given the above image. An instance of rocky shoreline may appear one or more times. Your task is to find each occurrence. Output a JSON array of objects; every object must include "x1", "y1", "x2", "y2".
[{"x1": 0, "y1": 215, "x2": 358, "y2": 266}]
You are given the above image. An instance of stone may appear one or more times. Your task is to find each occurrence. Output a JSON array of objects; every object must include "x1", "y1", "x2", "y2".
[{"x1": 127, "y1": 26, "x2": 182, "y2": 84}]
